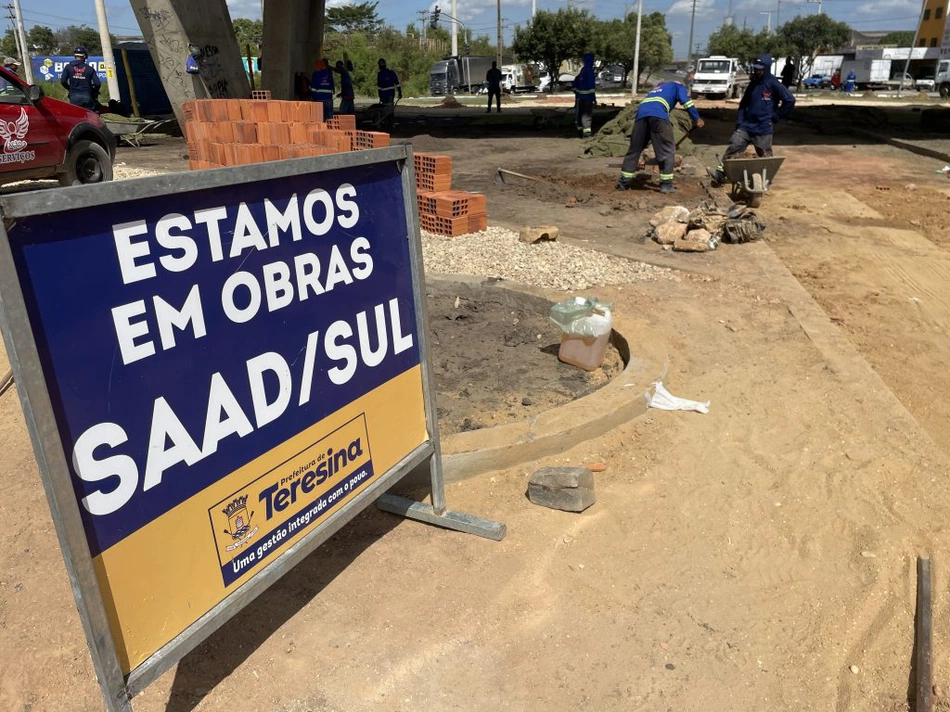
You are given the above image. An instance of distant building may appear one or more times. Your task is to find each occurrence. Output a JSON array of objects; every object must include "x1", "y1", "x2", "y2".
[{"x1": 917, "y1": 0, "x2": 949, "y2": 48}]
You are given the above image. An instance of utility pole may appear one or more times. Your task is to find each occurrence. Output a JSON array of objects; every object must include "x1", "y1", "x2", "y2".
[
  {"x1": 496, "y1": 0, "x2": 502, "y2": 69},
  {"x1": 532, "y1": 0, "x2": 536, "y2": 17},
  {"x1": 686, "y1": 0, "x2": 697, "y2": 68},
  {"x1": 4, "y1": 5, "x2": 23, "y2": 68},
  {"x1": 632, "y1": 0, "x2": 643, "y2": 96},
  {"x1": 417, "y1": 9, "x2": 428, "y2": 50},
  {"x1": 93, "y1": 0, "x2": 120, "y2": 99},
  {"x1": 451, "y1": 0, "x2": 458, "y2": 55},
  {"x1": 806, "y1": 0, "x2": 822, "y2": 14},
  {"x1": 11, "y1": 0, "x2": 32, "y2": 83}
]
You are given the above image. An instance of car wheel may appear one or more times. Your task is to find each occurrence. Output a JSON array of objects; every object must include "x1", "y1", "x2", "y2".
[{"x1": 59, "y1": 140, "x2": 113, "y2": 187}]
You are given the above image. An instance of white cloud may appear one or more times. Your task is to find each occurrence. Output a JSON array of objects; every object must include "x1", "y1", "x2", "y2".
[{"x1": 227, "y1": 0, "x2": 262, "y2": 19}]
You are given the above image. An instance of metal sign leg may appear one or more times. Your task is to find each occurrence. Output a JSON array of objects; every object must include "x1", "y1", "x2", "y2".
[{"x1": 376, "y1": 492, "x2": 507, "y2": 541}]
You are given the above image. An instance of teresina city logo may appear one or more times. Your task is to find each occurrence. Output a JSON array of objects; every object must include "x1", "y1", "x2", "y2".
[
  {"x1": 0, "y1": 108, "x2": 35, "y2": 163},
  {"x1": 221, "y1": 495, "x2": 258, "y2": 551}
]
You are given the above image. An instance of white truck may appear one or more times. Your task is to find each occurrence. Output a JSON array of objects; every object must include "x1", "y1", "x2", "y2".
[
  {"x1": 936, "y1": 58, "x2": 950, "y2": 97},
  {"x1": 500, "y1": 64, "x2": 536, "y2": 93},
  {"x1": 690, "y1": 56, "x2": 749, "y2": 99}
]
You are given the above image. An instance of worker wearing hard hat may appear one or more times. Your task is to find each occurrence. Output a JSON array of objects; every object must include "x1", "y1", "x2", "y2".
[{"x1": 60, "y1": 46, "x2": 101, "y2": 110}]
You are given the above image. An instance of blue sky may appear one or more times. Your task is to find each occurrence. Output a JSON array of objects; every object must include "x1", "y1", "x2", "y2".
[{"x1": 22, "y1": 0, "x2": 928, "y2": 60}]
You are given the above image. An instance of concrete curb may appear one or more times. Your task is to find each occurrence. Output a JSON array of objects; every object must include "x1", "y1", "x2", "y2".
[{"x1": 426, "y1": 275, "x2": 667, "y2": 482}]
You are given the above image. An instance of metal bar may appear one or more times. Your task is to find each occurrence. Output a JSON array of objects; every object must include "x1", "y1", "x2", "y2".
[
  {"x1": 128, "y1": 441, "x2": 434, "y2": 695},
  {"x1": 916, "y1": 556, "x2": 933, "y2": 712},
  {"x1": 119, "y1": 48, "x2": 141, "y2": 118},
  {"x1": 376, "y1": 495, "x2": 506, "y2": 541},
  {"x1": 0, "y1": 215, "x2": 132, "y2": 711},
  {"x1": 402, "y1": 147, "x2": 448, "y2": 515}
]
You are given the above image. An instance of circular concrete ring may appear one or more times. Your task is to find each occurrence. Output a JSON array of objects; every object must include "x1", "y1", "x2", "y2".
[{"x1": 426, "y1": 275, "x2": 667, "y2": 482}]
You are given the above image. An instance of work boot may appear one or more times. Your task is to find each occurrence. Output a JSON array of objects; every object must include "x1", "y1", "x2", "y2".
[
  {"x1": 707, "y1": 167, "x2": 726, "y2": 184},
  {"x1": 659, "y1": 182, "x2": 677, "y2": 194},
  {"x1": 616, "y1": 179, "x2": 633, "y2": 191}
]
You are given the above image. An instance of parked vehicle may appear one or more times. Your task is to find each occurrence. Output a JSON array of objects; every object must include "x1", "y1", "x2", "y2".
[
  {"x1": 690, "y1": 56, "x2": 749, "y2": 99},
  {"x1": 429, "y1": 55, "x2": 495, "y2": 96},
  {"x1": 936, "y1": 59, "x2": 950, "y2": 97},
  {"x1": 803, "y1": 73, "x2": 831, "y2": 89},
  {"x1": 500, "y1": 64, "x2": 536, "y2": 93},
  {"x1": 883, "y1": 72, "x2": 916, "y2": 90},
  {"x1": 838, "y1": 59, "x2": 915, "y2": 90},
  {"x1": 916, "y1": 68, "x2": 936, "y2": 92},
  {"x1": 0, "y1": 66, "x2": 115, "y2": 188}
]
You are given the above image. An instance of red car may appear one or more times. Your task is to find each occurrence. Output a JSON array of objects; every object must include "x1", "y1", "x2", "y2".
[{"x1": 0, "y1": 65, "x2": 115, "y2": 187}]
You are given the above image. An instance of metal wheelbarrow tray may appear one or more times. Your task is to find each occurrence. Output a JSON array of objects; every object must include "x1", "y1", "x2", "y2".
[
  {"x1": 721, "y1": 155, "x2": 785, "y2": 208},
  {"x1": 103, "y1": 118, "x2": 177, "y2": 147}
]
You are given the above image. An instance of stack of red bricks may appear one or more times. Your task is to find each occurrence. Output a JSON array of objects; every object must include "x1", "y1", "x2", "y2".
[
  {"x1": 183, "y1": 99, "x2": 388, "y2": 169},
  {"x1": 414, "y1": 152, "x2": 488, "y2": 236}
]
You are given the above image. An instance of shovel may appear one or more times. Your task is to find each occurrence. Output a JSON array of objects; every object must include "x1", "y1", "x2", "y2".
[{"x1": 495, "y1": 167, "x2": 545, "y2": 185}]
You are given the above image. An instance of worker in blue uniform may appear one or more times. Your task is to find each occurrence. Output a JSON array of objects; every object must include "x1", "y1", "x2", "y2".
[
  {"x1": 376, "y1": 57, "x2": 401, "y2": 131},
  {"x1": 707, "y1": 53, "x2": 794, "y2": 184},
  {"x1": 843, "y1": 69, "x2": 857, "y2": 94},
  {"x1": 60, "y1": 46, "x2": 101, "y2": 111},
  {"x1": 572, "y1": 52, "x2": 597, "y2": 138},
  {"x1": 617, "y1": 80, "x2": 703, "y2": 194},
  {"x1": 310, "y1": 58, "x2": 335, "y2": 120}
]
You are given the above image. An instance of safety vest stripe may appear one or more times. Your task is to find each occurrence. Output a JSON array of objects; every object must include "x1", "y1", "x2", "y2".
[
  {"x1": 620, "y1": 170, "x2": 636, "y2": 178},
  {"x1": 683, "y1": 100, "x2": 695, "y2": 109},
  {"x1": 659, "y1": 173, "x2": 674, "y2": 181},
  {"x1": 313, "y1": 89, "x2": 333, "y2": 94},
  {"x1": 575, "y1": 89, "x2": 595, "y2": 94},
  {"x1": 642, "y1": 96, "x2": 670, "y2": 112},
  {"x1": 378, "y1": 83, "x2": 400, "y2": 89}
]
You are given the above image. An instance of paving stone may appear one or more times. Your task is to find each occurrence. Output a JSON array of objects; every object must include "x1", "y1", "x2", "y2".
[{"x1": 527, "y1": 466, "x2": 596, "y2": 512}]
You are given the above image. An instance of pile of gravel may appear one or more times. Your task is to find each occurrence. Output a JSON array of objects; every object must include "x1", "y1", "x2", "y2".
[{"x1": 421, "y1": 225, "x2": 673, "y2": 291}]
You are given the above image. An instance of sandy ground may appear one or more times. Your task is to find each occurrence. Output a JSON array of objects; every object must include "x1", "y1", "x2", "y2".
[{"x1": 4, "y1": 103, "x2": 950, "y2": 711}]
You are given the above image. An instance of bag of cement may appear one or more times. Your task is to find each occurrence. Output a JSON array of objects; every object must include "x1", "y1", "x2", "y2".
[{"x1": 549, "y1": 297, "x2": 613, "y2": 338}]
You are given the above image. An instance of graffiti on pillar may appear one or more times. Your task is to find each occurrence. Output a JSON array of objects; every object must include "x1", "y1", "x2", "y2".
[
  {"x1": 190, "y1": 44, "x2": 230, "y2": 99},
  {"x1": 136, "y1": 7, "x2": 172, "y2": 31}
]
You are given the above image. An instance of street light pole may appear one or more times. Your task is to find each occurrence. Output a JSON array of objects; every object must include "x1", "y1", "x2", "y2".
[
  {"x1": 93, "y1": 0, "x2": 121, "y2": 99},
  {"x1": 760, "y1": 10, "x2": 772, "y2": 33},
  {"x1": 686, "y1": 0, "x2": 697, "y2": 69},
  {"x1": 632, "y1": 0, "x2": 643, "y2": 96},
  {"x1": 11, "y1": 0, "x2": 32, "y2": 83},
  {"x1": 451, "y1": 0, "x2": 458, "y2": 56},
  {"x1": 496, "y1": 0, "x2": 503, "y2": 68}
]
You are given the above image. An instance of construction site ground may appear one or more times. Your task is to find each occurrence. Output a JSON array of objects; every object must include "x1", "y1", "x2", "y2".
[{"x1": 4, "y1": 98, "x2": 950, "y2": 712}]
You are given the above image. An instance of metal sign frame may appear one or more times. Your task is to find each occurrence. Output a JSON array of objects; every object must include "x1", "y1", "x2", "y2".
[{"x1": 0, "y1": 146, "x2": 503, "y2": 711}]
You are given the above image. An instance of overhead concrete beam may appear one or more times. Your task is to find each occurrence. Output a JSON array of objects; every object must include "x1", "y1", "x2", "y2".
[
  {"x1": 129, "y1": 0, "x2": 251, "y2": 123},
  {"x1": 261, "y1": 0, "x2": 326, "y2": 100}
]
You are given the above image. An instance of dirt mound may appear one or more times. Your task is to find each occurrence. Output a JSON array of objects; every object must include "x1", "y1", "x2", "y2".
[
  {"x1": 427, "y1": 288, "x2": 622, "y2": 435},
  {"x1": 582, "y1": 102, "x2": 696, "y2": 158}
]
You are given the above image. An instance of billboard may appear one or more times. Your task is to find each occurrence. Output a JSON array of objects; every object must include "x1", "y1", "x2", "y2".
[
  {"x1": 0, "y1": 148, "x2": 468, "y2": 710},
  {"x1": 32, "y1": 55, "x2": 108, "y2": 83}
]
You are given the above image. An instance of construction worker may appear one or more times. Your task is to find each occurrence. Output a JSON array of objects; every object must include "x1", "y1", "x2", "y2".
[
  {"x1": 844, "y1": 69, "x2": 857, "y2": 94},
  {"x1": 573, "y1": 52, "x2": 596, "y2": 138},
  {"x1": 334, "y1": 60, "x2": 355, "y2": 115},
  {"x1": 310, "y1": 58, "x2": 335, "y2": 120},
  {"x1": 707, "y1": 53, "x2": 794, "y2": 185},
  {"x1": 376, "y1": 57, "x2": 401, "y2": 131},
  {"x1": 617, "y1": 80, "x2": 703, "y2": 194},
  {"x1": 60, "y1": 46, "x2": 101, "y2": 111},
  {"x1": 486, "y1": 61, "x2": 502, "y2": 113}
]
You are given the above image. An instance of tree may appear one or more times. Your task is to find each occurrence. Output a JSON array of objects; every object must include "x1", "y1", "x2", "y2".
[
  {"x1": 637, "y1": 12, "x2": 674, "y2": 82},
  {"x1": 27, "y1": 25, "x2": 57, "y2": 54},
  {"x1": 776, "y1": 14, "x2": 850, "y2": 87},
  {"x1": 1, "y1": 30, "x2": 18, "y2": 59},
  {"x1": 511, "y1": 8, "x2": 596, "y2": 92},
  {"x1": 879, "y1": 31, "x2": 915, "y2": 47},
  {"x1": 707, "y1": 24, "x2": 773, "y2": 66},
  {"x1": 54, "y1": 26, "x2": 103, "y2": 55},
  {"x1": 326, "y1": 1, "x2": 383, "y2": 35},
  {"x1": 233, "y1": 18, "x2": 263, "y2": 54}
]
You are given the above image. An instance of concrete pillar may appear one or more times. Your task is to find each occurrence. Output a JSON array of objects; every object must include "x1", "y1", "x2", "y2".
[
  {"x1": 261, "y1": 0, "x2": 326, "y2": 100},
  {"x1": 129, "y1": 0, "x2": 251, "y2": 123}
]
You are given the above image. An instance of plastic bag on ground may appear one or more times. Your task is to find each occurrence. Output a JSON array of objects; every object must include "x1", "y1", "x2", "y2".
[
  {"x1": 549, "y1": 297, "x2": 613, "y2": 338},
  {"x1": 646, "y1": 381, "x2": 710, "y2": 414}
]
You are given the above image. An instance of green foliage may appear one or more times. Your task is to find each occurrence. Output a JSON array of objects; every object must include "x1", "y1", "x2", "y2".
[
  {"x1": 54, "y1": 25, "x2": 103, "y2": 55},
  {"x1": 1, "y1": 30, "x2": 17, "y2": 58},
  {"x1": 776, "y1": 14, "x2": 850, "y2": 67},
  {"x1": 233, "y1": 19, "x2": 263, "y2": 54},
  {"x1": 706, "y1": 24, "x2": 774, "y2": 65},
  {"x1": 637, "y1": 12, "x2": 674, "y2": 80},
  {"x1": 28, "y1": 25, "x2": 57, "y2": 54},
  {"x1": 589, "y1": 12, "x2": 674, "y2": 86},
  {"x1": 511, "y1": 9, "x2": 596, "y2": 91},
  {"x1": 879, "y1": 31, "x2": 915, "y2": 47},
  {"x1": 326, "y1": 2, "x2": 383, "y2": 34}
]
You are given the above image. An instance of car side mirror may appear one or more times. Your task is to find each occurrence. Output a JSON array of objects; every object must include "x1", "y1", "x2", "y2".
[{"x1": 28, "y1": 85, "x2": 43, "y2": 102}]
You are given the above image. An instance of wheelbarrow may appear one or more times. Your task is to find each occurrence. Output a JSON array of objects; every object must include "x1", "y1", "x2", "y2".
[
  {"x1": 720, "y1": 155, "x2": 785, "y2": 208},
  {"x1": 104, "y1": 118, "x2": 177, "y2": 147}
]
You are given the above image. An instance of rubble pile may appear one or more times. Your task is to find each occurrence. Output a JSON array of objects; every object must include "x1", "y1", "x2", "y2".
[{"x1": 647, "y1": 201, "x2": 766, "y2": 253}]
